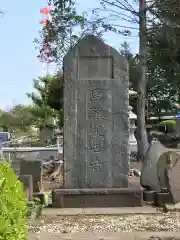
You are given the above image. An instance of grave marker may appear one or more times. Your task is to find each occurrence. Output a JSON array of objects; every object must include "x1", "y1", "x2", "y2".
[
  {"x1": 52, "y1": 35, "x2": 143, "y2": 207},
  {"x1": 20, "y1": 160, "x2": 42, "y2": 192},
  {"x1": 63, "y1": 34, "x2": 130, "y2": 189},
  {"x1": 167, "y1": 152, "x2": 180, "y2": 203}
]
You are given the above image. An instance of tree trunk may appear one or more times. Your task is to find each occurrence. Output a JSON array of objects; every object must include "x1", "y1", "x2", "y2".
[{"x1": 137, "y1": 0, "x2": 149, "y2": 162}]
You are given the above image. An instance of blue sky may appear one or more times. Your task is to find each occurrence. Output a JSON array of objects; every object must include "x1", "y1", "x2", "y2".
[{"x1": 0, "y1": 0, "x2": 139, "y2": 110}]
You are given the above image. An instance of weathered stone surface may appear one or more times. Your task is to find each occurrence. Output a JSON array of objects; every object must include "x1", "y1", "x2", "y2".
[
  {"x1": 140, "y1": 141, "x2": 169, "y2": 191},
  {"x1": 19, "y1": 174, "x2": 33, "y2": 200},
  {"x1": 154, "y1": 192, "x2": 173, "y2": 207},
  {"x1": 16, "y1": 152, "x2": 39, "y2": 161},
  {"x1": 63, "y1": 35, "x2": 129, "y2": 189},
  {"x1": 39, "y1": 126, "x2": 54, "y2": 143},
  {"x1": 52, "y1": 187, "x2": 143, "y2": 208},
  {"x1": 157, "y1": 151, "x2": 179, "y2": 193},
  {"x1": 166, "y1": 152, "x2": 180, "y2": 203},
  {"x1": 164, "y1": 202, "x2": 180, "y2": 212},
  {"x1": 176, "y1": 119, "x2": 180, "y2": 137},
  {"x1": 157, "y1": 152, "x2": 170, "y2": 190},
  {"x1": 143, "y1": 190, "x2": 155, "y2": 202},
  {"x1": 20, "y1": 160, "x2": 42, "y2": 192}
]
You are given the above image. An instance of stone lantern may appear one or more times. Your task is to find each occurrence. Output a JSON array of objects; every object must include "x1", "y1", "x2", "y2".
[{"x1": 129, "y1": 106, "x2": 137, "y2": 154}]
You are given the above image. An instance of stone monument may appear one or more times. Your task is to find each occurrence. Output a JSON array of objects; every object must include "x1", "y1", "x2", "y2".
[
  {"x1": 141, "y1": 141, "x2": 180, "y2": 193},
  {"x1": 52, "y1": 35, "x2": 143, "y2": 207}
]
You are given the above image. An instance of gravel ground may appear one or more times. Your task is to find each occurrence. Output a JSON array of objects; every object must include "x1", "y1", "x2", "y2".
[{"x1": 29, "y1": 213, "x2": 180, "y2": 233}]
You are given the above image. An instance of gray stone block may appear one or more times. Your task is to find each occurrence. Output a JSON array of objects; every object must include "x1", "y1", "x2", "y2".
[
  {"x1": 154, "y1": 192, "x2": 173, "y2": 207},
  {"x1": 19, "y1": 174, "x2": 33, "y2": 200},
  {"x1": 63, "y1": 34, "x2": 129, "y2": 189},
  {"x1": 20, "y1": 160, "x2": 42, "y2": 192},
  {"x1": 166, "y1": 152, "x2": 180, "y2": 203},
  {"x1": 143, "y1": 190, "x2": 155, "y2": 202},
  {"x1": 52, "y1": 187, "x2": 143, "y2": 208}
]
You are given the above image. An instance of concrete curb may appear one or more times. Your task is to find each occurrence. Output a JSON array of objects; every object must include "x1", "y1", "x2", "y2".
[
  {"x1": 42, "y1": 207, "x2": 160, "y2": 216},
  {"x1": 29, "y1": 231, "x2": 180, "y2": 240}
]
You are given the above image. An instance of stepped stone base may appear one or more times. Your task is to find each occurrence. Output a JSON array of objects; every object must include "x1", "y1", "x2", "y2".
[{"x1": 52, "y1": 187, "x2": 143, "y2": 208}]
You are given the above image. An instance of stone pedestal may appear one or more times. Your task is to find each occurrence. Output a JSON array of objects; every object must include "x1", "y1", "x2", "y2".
[
  {"x1": 52, "y1": 35, "x2": 143, "y2": 208},
  {"x1": 52, "y1": 188, "x2": 143, "y2": 208}
]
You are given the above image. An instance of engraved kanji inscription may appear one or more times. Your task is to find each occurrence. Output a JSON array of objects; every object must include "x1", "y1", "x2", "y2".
[
  {"x1": 87, "y1": 124, "x2": 106, "y2": 153},
  {"x1": 88, "y1": 88, "x2": 103, "y2": 103},
  {"x1": 88, "y1": 124, "x2": 105, "y2": 136},
  {"x1": 88, "y1": 136, "x2": 105, "y2": 152},
  {"x1": 89, "y1": 155, "x2": 102, "y2": 172},
  {"x1": 87, "y1": 107, "x2": 103, "y2": 120}
]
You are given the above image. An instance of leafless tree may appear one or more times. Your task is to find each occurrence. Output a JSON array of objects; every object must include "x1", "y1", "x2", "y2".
[{"x1": 94, "y1": 0, "x2": 153, "y2": 161}]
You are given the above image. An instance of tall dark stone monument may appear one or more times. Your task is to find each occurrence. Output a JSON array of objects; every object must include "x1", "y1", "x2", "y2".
[{"x1": 52, "y1": 35, "x2": 143, "y2": 207}]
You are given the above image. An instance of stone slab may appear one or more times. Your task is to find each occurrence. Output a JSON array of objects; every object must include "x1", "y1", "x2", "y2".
[
  {"x1": 154, "y1": 192, "x2": 173, "y2": 207},
  {"x1": 140, "y1": 141, "x2": 168, "y2": 191},
  {"x1": 52, "y1": 187, "x2": 143, "y2": 208},
  {"x1": 42, "y1": 206, "x2": 159, "y2": 216},
  {"x1": 63, "y1": 35, "x2": 129, "y2": 189},
  {"x1": 29, "y1": 232, "x2": 180, "y2": 240},
  {"x1": 20, "y1": 160, "x2": 42, "y2": 192},
  {"x1": 167, "y1": 152, "x2": 180, "y2": 203},
  {"x1": 19, "y1": 174, "x2": 33, "y2": 200},
  {"x1": 143, "y1": 190, "x2": 155, "y2": 202},
  {"x1": 176, "y1": 119, "x2": 180, "y2": 136},
  {"x1": 164, "y1": 202, "x2": 180, "y2": 212}
]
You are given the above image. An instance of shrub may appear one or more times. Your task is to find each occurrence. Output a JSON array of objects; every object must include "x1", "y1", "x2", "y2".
[
  {"x1": 159, "y1": 120, "x2": 176, "y2": 125},
  {"x1": 158, "y1": 120, "x2": 176, "y2": 133},
  {"x1": 0, "y1": 162, "x2": 28, "y2": 240}
]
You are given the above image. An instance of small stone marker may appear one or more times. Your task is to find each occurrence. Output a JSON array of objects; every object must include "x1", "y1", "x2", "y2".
[
  {"x1": 176, "y1": 119, "x2": 180, "y2": 136},
  {"x1": 141, "y1": 141, "x2": 168, "y2": 191},
  {"x1": 20, "y1": 160, "x2": 42, "y2": 192},
  {"x1": 164, "y1": 202, "x2": 180, "y2": 212},
  {"x1": 176, "y1": 111, "x2": 180, "y2": 137},
  {"x1": 157, "y1": 152, "x2": 170, "y2": 190},
  {"x1": 19, "y1": 174, "x2": 33, "y2": 200},
  {"x1": 0, "y1": 141, "x2": 4, "y2": 160},
  {"x1": 166, "y1": 152, "x2": 180, "y2": 203}
]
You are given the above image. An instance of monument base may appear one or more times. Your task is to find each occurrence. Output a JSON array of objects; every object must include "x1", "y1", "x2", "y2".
[{"x1": 52, "y1": 187, "x2": 143, "y2": 208}]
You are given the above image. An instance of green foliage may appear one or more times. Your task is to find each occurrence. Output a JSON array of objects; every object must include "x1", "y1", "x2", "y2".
[
  {"x1": 35, "y1": 0, "x2": 85, "y2": 64},
  {"x1": 46, "y1": 72, "x2": 63, "y2": 112},
  {"x1": 0, "y1": 162, "x2": 28, "y2": 240},
  {"x1": 35, "y1": 0, "x2": 106, "y2": 64},
  {"x1": 0, "y1": 104, "x2": 36, "y2": 132},
  {"x1": 159, "y1": 120, "x2": 176, "y2": 125},
  {"x1": 27, "y1": 73, "x2": 64, "y2": 128},
  {"x1": 120, "y1": 41, "x2": 139, "y2": 91},
  {"x1": 147, "y1": 0, "x2": 180, "y2": 107},
  {"x1": 27, "y1": 75, "x2": 57, "y2": 127},
  {"x1": 28, "y1": 198, "x2": 43, "y2": 219},
  {"x1": 119, "y1": 42, "x2": 139, "y2": 114},
  {"x1": 158, "y1": 120, "x2": 176, "y2": 133}
]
